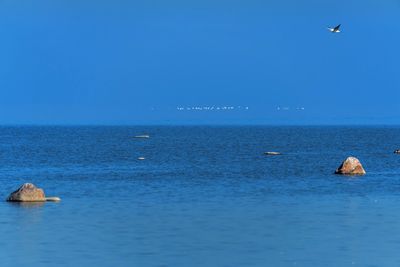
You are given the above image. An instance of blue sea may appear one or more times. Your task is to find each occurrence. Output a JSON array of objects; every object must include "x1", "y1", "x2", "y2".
[{"x1": 1, "y1": 126, "x2": 400, "y2": 266}]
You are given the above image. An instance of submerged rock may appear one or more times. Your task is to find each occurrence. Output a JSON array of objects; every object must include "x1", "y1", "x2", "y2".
[
  {"x1": 335, "y1": 157, "x2": 366, "y2": 175},
  {"x1": 264, "y1": 152, "x2": 281, "y2": 155},
  {"x1": 7, "y1": 183, "x2": 46, "y2": 202},
  {"x1": 45, "y1": 196, "x2": 61, "y2": 202}
]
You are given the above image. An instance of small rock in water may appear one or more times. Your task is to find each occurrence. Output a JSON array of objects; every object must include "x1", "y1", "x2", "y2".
[
  {"x1": 134, "y1": 135, "x2": 150, "y2": 139},
  {"x1": 46, "y1": 197, "x2": 61, "y2": 202},
  {"x1": 7, "y1": 183, "x2": 46, "y2": 202},
  {"x1": 394, "y1": 150, "x2": 400, "y2": 154},
  {"x1": 264, "y1": 151, "x2": 281, "y2": 155},
  {"x1": 335, "y1": 156, "x2": 366, "y2": 175}
]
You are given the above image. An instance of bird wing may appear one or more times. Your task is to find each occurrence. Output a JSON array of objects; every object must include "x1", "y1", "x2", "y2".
[{"x1": 334, "y1": 24, "x2": 341, "y2": 31}]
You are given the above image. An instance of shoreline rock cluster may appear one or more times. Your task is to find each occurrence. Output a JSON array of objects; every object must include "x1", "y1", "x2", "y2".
[{"x1": 6, "y1": 149, "x2": 397, "y2": 202}]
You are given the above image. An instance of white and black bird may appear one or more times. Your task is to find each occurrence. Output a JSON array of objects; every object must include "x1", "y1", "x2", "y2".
[{"x1": 328, "y1": 24, "x2": 341, "y2": 33}]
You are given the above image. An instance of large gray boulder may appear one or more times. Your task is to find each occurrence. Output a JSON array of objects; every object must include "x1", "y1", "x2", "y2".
[
  {"x1": 7, "y1": 183, "x2": 46, "y2": 202},
  {"x1": 335, "y1": 157, "x2": 366, "y2": 175}
]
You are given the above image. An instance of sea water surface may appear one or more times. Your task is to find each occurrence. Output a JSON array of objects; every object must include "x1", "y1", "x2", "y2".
[{"x1": 0, "y1": 126, "x2": 400, "y2": 266}]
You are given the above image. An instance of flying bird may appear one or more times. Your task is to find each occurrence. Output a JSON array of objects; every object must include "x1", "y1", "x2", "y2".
[{"x1": 328, "y1": 24, "x2": 341, "y2": 33}]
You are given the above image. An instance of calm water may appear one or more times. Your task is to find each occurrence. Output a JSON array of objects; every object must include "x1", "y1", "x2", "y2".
[{"x1": 0, "y1": 126, "x2": 400, "y2": 266}]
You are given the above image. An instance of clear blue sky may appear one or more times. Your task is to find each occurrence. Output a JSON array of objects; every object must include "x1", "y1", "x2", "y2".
[{"x1": 0, "y1": 0, "x2": 399, "y2": 125}]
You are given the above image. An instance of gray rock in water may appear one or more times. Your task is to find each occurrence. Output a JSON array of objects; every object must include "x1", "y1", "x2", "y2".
[
  {"x1": 264, "y1": 151, "x2": 281, "y2": 155},
  {"x1": 46, "y1": 196, "x2": 61, "y2": 202},
  {"x1": 134, "y1": 135, "x2": 150, "y2": 139},
  {"x1": 7, "y1": 183, "x2": 46, "y2": 202}
]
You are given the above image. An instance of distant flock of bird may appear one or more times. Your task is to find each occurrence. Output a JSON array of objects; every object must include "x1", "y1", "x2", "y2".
[{"x1": 176, "y1": 106, "x2": 249, "y2": 111}]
